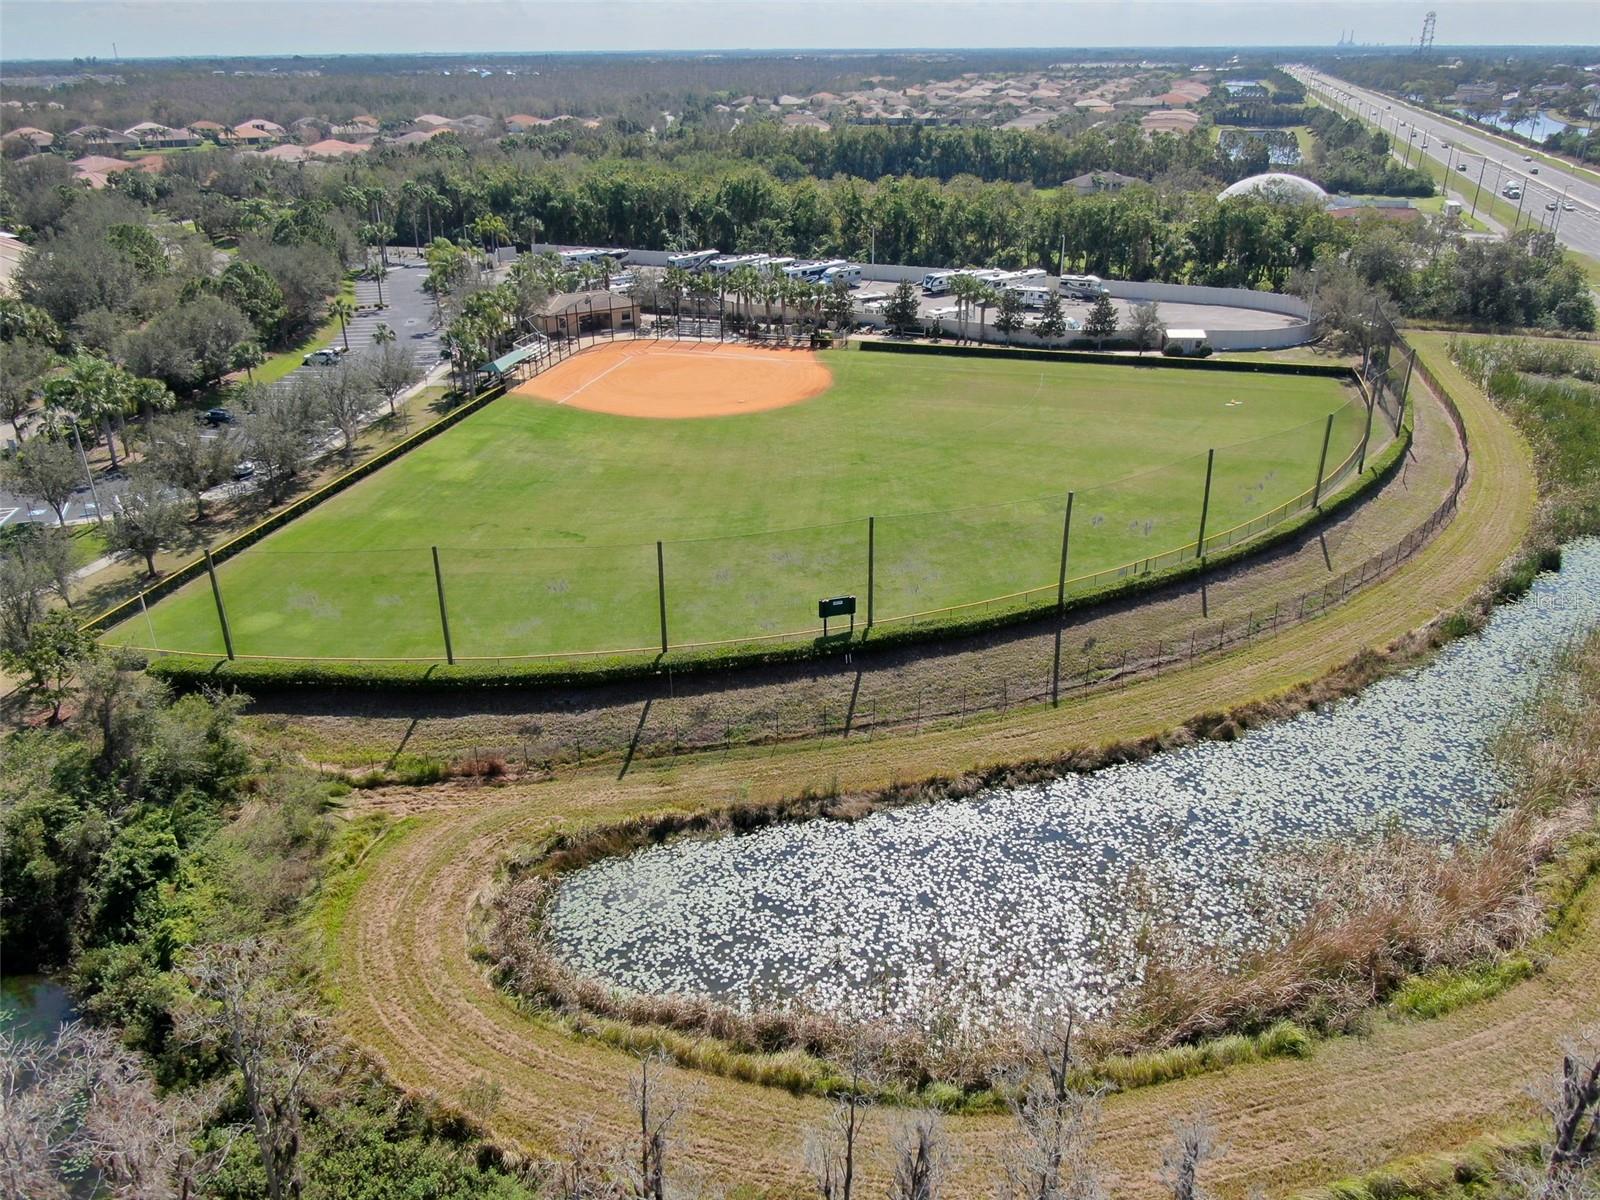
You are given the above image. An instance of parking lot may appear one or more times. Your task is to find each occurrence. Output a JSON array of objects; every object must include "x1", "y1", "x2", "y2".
[
  {"x1": 2, "y1": 253, "x2": 448, "y2": 531},
  {"x1": 852, "y1": 277, "x2": 1304, "y2": 334}
]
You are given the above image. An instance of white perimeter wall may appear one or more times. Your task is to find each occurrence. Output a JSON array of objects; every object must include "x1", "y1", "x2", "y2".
[{"x1": 530, "y1": 244, "x2": 1317, "y2": 351}]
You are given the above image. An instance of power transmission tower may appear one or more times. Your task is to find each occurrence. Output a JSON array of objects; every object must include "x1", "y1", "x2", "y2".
[{"x1": 1417, "y1": 10, "x2": 1436, "y2": 55}]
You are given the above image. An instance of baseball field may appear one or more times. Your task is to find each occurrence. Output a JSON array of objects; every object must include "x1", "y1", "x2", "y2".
[{"x1": 108, "y1": 341, "x2": 1368, "y2": 661}]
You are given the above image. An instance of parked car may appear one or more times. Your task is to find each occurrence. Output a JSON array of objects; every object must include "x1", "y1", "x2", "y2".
[
  {"x1": 232, "y1": 461, "x2": 257, "y2": 481},
  {"x1": 204, "y1": 407, "x2": 233, "y2": 425},
  {"x1": 303, "y1": 348, "x2": 340, "y2": 365}
]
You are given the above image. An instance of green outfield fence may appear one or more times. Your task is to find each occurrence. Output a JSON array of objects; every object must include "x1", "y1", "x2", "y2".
[{"x1": 90, "y1": 327, "x2": 1407, "y2": 667}]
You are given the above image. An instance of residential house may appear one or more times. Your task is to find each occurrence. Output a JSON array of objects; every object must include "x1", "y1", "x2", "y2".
[
  {"x1": 67, "y1": 125, "x2": 136, "y2": 152},
  {"x1": 304, "y1": 138, "x2": 367, "y2": 158},
  {"x1": 124, "y1": 122, "x2": 200, "y2": 148},
  {"x1": 1, "y1": 126, "x2": 54, "y2": 150},
  {"x1": 1140, "y1": 108, "x2": 1201, "y2": 135},
  {"x1": 1063, "y1": 170, "x2": 1143, "y2": 195}
]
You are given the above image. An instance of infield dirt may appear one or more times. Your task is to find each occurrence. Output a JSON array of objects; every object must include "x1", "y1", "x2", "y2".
[{"x1": 511, "y1": 339, "x2": 833, "y2": 418}]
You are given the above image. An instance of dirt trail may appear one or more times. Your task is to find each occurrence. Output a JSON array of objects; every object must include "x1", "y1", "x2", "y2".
[{"x1": 326, "y1": 337, "x2": 1572, "y2": 1195}]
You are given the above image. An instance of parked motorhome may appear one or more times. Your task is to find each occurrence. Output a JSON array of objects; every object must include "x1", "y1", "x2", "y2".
[
  {"x1": 707, "y1": 253, "x2": 770, "y2": 275},
  {"x1": 1060, "y1": 274, "x2": 1108, "y2": 299},
  {"x1": 667, "y1": 250, "x2": 721, "y2": 271},
  {"x1": 921, "y1": 271, "x2": 958, "y2": 294},
  {"x1": 1006, "y1": 285, "x2": 1053, "y2": 309},
  {"x1": 821, "y1": 264, "x2": 863, "y2": 287}
]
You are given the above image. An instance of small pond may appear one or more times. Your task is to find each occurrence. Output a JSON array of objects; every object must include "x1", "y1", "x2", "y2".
[
  {"x1": 1, "y1": 975, "x2": 76, "y2": 1042},
  {"x1": 550, "y1": 540, "x2": 1600, "y2": 1027},
  {"x1": 1454, "y1": 108, "x2": 1571, "y2": 142}
]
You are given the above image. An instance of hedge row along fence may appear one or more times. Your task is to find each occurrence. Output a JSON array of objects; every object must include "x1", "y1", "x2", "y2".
[
  {"x1": 108, "y1": 336, "x2": 1430, "y2": 692},
  {"x1": 858, "y1": 338, "x2": 1354, "y2": 378}
]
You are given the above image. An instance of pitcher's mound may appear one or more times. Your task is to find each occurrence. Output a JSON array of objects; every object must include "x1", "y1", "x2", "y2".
[{"x1": 511, "y1": 339, "x2": 833, "y2": 418}]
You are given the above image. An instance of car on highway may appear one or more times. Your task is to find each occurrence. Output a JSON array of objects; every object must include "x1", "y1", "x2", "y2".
[
  {"x1": 1547, "y1": 201, "x2": 1559, "y2": 211},
  {"x1": 1458, "y1": 162, "x2": 1468, "y2": 170},
  {"x1": 1565, "y1": 202, "x2": 1577, "y2": 212},
  {"x1": 1523, "y1": 155, "x2": 1533, "y2": 162},
  {"x1": 1531, "y1": 167, "x2": 1540, "y2": 174}
]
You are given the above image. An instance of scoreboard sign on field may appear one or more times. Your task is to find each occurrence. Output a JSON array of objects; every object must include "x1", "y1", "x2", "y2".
[{"x1": 818, "y1": 594, "x2": 857, "y2": 635}]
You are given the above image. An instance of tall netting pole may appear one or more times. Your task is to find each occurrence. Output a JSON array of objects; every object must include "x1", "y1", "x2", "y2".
[
  {"x1": 1397, "y1": 348, "x2": 1416, "y2": 432},
  {"x1": 1051, "y1": 491, "x2": 1074, "y2": 706},
  {"x1": 431, "y1": 546, "x2": 455, "y2": 665},
  {"x1": 1358, "y1": 394, "x2": 1377, "y2": 475},
  {"x1": 1312, "y1": 412, "x2": 1335, "y2": 508},
  {"x1": 204, "y1": 549, "x2": 235, "y2": 661},
  {"x1": 1196, "y1": 449, "x2": 1215, "y2": 560},
  {"x1": 656, "y1": 540, "x2": 669, "y2": 654},
  {"x1": 866, "y1": 515, "x2": 876, "y2": 629}
]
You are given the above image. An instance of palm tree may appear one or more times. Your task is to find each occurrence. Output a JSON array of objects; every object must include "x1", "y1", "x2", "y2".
[
  {"x1": 662, "y1": 266, "x2": 691, "y2": 324},
  {"x1": 329, "y1": 296, "x2": 355, "y2": 352},
  {"x1": 373, "y1": 322, "x2": 396, "y2": 346},
  {"x1": 974, "y1": 284, "x2": 999, "y2": 347}
]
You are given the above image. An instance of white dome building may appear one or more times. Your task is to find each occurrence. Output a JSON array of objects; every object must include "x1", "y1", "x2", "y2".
[{"x1": 1217, "y1": 173, "x2": 1329, "y2": 205}]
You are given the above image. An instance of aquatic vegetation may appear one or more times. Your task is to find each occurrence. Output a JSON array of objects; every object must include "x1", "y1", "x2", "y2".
[{"x1": 547, "y1": 542, "x2": 1600, "y2": 1032}]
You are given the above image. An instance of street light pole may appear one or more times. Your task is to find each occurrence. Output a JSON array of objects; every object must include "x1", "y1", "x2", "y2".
[
  {"x1": 1470, "y1": 157, "x2": 1486, "y2": 219},
  {"x1": 70, "y1": 424, "x2": 104, "y2": 526}
]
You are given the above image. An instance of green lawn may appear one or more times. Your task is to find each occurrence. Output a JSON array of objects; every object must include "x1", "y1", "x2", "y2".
[
  {"x1": 108, "y1": 351, "x2": 1365, "y2": 660},
  {"x1": 253, "y1": 279, "x2": 357, "y2": 385}
]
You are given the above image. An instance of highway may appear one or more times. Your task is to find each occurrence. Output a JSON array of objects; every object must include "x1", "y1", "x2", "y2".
[{"x1": 1288, "y1": 66, "x2": 1600, "y2": 261}]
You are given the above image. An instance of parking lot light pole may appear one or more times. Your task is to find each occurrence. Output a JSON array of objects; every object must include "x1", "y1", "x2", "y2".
[
  {"x1": 70, "y1": 425, "x2": 104, "y2": 525},
  {"x1": 431, "y1": 546, "x2": 455, "y2": 665}
]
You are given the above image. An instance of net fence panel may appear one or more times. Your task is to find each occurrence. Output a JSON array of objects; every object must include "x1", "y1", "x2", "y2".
[
  {"x1": 873, "y1": 495, "x2": 1066, "y2": 624},
  {"x1": 120, "y1": 549, "x2": 443, "y2": 660},
  {"x1": 1200, "y1": 395, "x2": 1368, "y2": 556},
  {"x1": 662, "y1": 519, "x2": 867, "y2": 646},
  {"x1": 1066, "y1": 450, "x2": 1216, "y2": 590},
  {"x1": 440, "y1": 541, "x2": 661, "y2": 659}
]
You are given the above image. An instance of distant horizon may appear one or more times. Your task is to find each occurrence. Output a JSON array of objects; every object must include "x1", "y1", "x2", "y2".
[
  {"x1": 7, "y1": 42, "x2": 1600, "y2": 68},
  {"x1": 3, "y1": 1, "x2": 1597, "y2": 64}
]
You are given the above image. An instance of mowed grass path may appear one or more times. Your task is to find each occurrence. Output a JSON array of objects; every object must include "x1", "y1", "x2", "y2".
[{"x1": 117, "y1": 351, "x2": 1361, "y2": 659}]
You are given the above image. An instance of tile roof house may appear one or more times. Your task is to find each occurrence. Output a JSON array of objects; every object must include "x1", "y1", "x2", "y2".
[
  {"x1": 1, "y1": 126, "x2": 54, "y2": 149},
  {"x1": 503, "y1": 114, "x2": 544, "y2": 132},
  {"x1": 255, "y1": 143, "x2": 310, "y2": 163},
  {"x1": 124, "y1": 122, "x2": 200, "y2": 148},
  {"x1": 413, "y1": 113, "x2": 454, "y2": 128},
  {"x1": 1064, "y1": 170, "x2": 1143, "y2": 194},
  {"x1": 1140, "y1": 109, "x2": 1202, "y2": 135},
  {"x1": 782, "y1": 112, "x2": 831, "y2": 130},
  {"x1": 68, "y1": 125, "x2": 136, "y2": 151},
  {"x1": 304, "y1": 138, "x2": 367, "y2": 158},
  {"x1": 237, "y1": 118, "x2": 286, "y2": 137}
]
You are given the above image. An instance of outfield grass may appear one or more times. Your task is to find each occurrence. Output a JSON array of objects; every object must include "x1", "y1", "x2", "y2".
[{"x1": 109, "y1": 351, "x2": 1363, "y2": 660}]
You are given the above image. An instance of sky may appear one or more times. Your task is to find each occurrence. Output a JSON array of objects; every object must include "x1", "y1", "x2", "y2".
[{"x1": 2, "y1": 0, "x2": 1598, "y2": 62}]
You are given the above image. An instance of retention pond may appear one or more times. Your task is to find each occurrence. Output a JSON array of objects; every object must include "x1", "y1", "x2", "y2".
[{"x1": 550, "y1": 540, "x2": 1600, "y2": 1027}]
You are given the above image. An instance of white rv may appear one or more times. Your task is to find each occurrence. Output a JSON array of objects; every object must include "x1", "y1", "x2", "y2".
[
  {"x1": 821, "y1": 264, "x2": 863, "y2": 287},
  {"x1": 1006, "y1": 285, "x2": 1053, "y2": 309},
  {"x1": 667, "y1": 249, "x2": 720, "y2": 271},
  {"x1": 1060, "y1": 274, "x2": 1108, "y2": 299},
  {"x1": 921, "y1": 270, "x2": 958, "y2": 295}
]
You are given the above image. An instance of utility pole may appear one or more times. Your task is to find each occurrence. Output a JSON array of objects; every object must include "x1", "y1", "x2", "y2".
[{"x1": 1470, "y1": 157, "x2": 1486, "y2": 219}]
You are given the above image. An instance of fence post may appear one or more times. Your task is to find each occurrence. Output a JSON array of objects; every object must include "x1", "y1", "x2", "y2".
[
  {"x1": 867, "y1": 515, "x2": 876, "y2": 628},
  {"x1": 1357, "y1": 395, "x2": 1376, "y2": 475},
  {"x1": 204, "y1": 550, "x2": 235, "y2": 661},
  {"x1": 1195, "y1": 449, "x2": 1215, "y2": 559},
  {"x1": 1312, "y1": 412, "x2": 1335, "y2": 508},
  {"x1": 656, "y1": 540, "x2": 669, "y2": 654},
  {"x1": 431, "y1": 546, "x2": 455, "y2": 664},
  {"x1": 1051, "y1": 492, "x2": 1074, "y2": 706}
]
